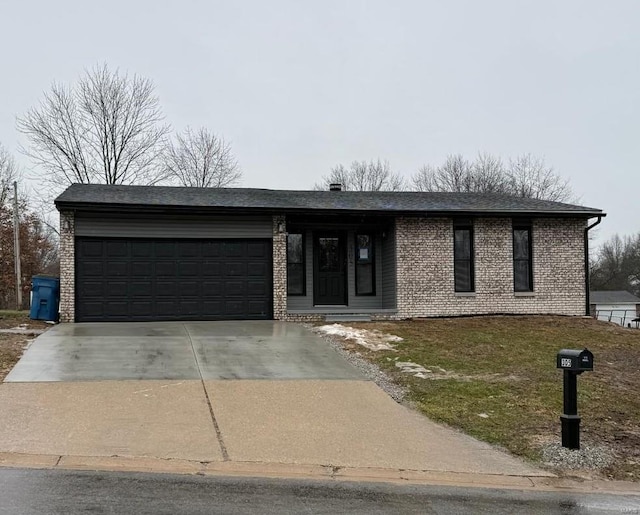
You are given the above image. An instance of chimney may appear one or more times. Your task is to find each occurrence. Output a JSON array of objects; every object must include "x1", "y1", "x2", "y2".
[{"x1": 329, "y1": 183, "x2": 342, "y2": 191}]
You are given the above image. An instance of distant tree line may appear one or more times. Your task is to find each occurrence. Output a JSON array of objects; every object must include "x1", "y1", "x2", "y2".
[
  {"x1": 590, "y1": 233, "x2": 640, "y2": 297},
  {"x1": 0, "y1": 144, "x2": 58, "y2": 310},
  {"x1": 314, "y1": 153, "x2": 574, "y2": 202}
]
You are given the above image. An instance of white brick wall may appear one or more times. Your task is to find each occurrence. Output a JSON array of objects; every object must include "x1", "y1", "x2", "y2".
[
  {"x1": 395, "y1": 216, "x2": 586, "y2": 318},
  {"x1": 272, "y1": 215, "x2": 287, "y2": 320},
  {"x1": 59, "y1": 211, "x2": 75, "y2": 322}
]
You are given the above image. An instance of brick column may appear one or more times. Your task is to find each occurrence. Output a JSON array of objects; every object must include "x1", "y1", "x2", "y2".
[
  {"x1": 59, "y1": 211, "x2": 75, "y2": 322},
  {"x1": 272, "y1": 215, "x2": 287, "y2": 320}
]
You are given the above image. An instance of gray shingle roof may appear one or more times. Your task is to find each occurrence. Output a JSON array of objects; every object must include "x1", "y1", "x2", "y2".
[
  {"x1": 55, "y1": 183, "x2": 604, "y2": 217},
  {"x1": 590, "y1": 291, "x2": 640, "y2": 304}
]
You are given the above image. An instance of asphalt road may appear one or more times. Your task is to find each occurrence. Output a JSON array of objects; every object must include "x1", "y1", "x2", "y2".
[{"x1": 0, "y1": 468, "x2": 639, "y2": 514}]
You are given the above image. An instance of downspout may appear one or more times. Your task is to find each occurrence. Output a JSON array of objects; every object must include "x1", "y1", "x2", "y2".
[{"x1": 584, "y1": 215, "x2": 603, "y2": 316}]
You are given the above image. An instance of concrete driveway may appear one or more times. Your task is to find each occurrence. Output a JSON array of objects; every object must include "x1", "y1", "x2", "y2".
[
  {"x1": 5, "y1": 321, "x2": 362, "y2": 382},
  {"x1": 0, "y1": 321, "x2": 550, "y2": 479}
]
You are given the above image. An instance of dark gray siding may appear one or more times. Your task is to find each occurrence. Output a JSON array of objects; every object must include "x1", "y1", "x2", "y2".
[
  {"x1": 75, "y1": 214, "x2": 272, "y2": 239},
  {"x1": 381, "y1": 222, "x2": 397, "y2": 309},
  {"x1": 287, "y1": 229, "x2": 385, "y2": 310}
]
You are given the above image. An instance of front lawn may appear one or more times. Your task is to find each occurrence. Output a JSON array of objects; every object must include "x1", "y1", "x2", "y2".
[
  {"x1": 0, "y1": 311, "x2": 50, "y2": 381},
  {"x1": 323, "y1": 316, "x2": 640, "y2": 481}
]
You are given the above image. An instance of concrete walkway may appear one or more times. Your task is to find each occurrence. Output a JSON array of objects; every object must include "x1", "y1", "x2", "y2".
[{"x1": 0, "y1": 321, "x2": 552, "y2": 482}]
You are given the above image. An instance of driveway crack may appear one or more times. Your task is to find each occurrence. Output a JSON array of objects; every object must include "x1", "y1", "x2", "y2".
[{"x1": 184, "y1": 323, "x2": 230, "y2": 461}]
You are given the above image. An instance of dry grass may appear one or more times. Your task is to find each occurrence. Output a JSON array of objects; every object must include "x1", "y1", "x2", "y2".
[
  {"x1": 0, "y1": 311, "x2": 50, "y2": 381},
  {"x1": 331, "y1": 315, "x2": 640, "y2": 481}
]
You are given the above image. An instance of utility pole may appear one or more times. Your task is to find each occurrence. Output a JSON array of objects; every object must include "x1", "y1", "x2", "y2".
[{"x1": 13, "y1": 181, "x2": 22, "y2": 310}]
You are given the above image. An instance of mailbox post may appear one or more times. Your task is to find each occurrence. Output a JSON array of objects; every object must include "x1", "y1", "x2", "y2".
[{"x1": 556, "y1": 348, "x2": 594, "y2": 450}]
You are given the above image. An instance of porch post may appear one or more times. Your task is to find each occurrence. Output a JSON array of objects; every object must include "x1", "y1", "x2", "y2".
[{"x1": 272, "y1": 215, "x2": 287, "y2": 320}]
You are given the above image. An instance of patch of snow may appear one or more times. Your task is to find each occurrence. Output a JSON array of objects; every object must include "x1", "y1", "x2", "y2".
[
  {"x1": 314, "y1": 324, "x2": 401, "y2": 351},
  {"x1": 395, "y1": 361, "x2": 431, "y2": 376}
]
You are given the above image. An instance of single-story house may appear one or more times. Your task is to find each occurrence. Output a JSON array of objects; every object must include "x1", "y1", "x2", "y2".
[
  {"x1": 590, "y1": 290, "x2": 640, "y2": 326},
  {"x1": 54, "y1": 184, "x2": 604, "y2": 323}
]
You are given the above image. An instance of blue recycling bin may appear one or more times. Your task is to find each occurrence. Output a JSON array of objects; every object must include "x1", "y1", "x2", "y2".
[{"x1": 30, "y1": 275, "x2": 60, "y2": 322}]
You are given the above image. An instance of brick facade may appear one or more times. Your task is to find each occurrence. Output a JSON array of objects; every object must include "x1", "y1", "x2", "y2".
[
  {"x1": 272, "y1": 215, "x2": 287, "y2": 320},
  {"x1": 395, "y1": 216, "x2": 587, "y2": 318},
  {"x1": 59, "y1": 211, "x2": 587, "y2": 323},
  {"x1": 59, "y1": 211, "x2": 75, "y2": 322}
]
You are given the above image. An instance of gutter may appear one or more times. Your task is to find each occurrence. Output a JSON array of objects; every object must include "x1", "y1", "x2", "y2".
[{"x1": 584, "y1": 215, "x2": 604, "y2": 316}]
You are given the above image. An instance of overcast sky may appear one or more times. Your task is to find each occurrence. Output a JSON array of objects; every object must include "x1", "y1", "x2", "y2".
[{"x1": 1, "y1": 0, "x2": 637, "y2": 246}]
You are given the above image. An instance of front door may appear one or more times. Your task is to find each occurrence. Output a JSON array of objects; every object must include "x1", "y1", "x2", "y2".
[{"x1": 314, "y1": 233, "x2": 347, "y2": 305}]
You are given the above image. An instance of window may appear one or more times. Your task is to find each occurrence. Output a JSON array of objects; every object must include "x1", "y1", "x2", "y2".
[
  {"x1": 454, "y1": 226, "x2": 474, "y2": 292},
  {"x1": 287, "y1": 233, "x2": 305, "y2": 295},
  {"x1": 513, "y1": 226, "x2": 533, "y2": 292},
  {"x1": 355, "y1": 234, "x2": 375, "y2": 295}
]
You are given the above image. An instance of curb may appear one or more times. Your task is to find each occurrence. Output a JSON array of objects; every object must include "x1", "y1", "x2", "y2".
[{"x1": 0, "y1": 452, "x2": 639, "y2": 495}]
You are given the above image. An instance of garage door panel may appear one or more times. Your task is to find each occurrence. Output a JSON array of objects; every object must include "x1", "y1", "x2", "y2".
[
  {"x1": 247, "y1": 280, "x2": 268, "y2": 295},
  {"x1": 155, "y1": 300, "x2": 178, "y2": 315},
  {"x1": 131, "y1": 261, "x2": 152, "y2": 276},
  {"x1": 106, "y1": 241, "x2": 128, "y2": 257},
  {"x1": 202, "y1": 280, "x2": 223, "y2": 294},
  {"x1": 224, "y1": 242, "x2": 243, "y2": 257},
  {"x1": 225, "y1": 300, "x2": 246, "y2": 315},
  {"x1": 203, "y1": 262, "x2": 222, "y2": 276},
  {"x1": 225, "y1": 262, "x2": 246, "y2": 276},
  {"x1": 104, "y1": 301, "x2": 128, "y2": 316},
  {"x1": 202, "y1": 242, "x2": 221, "y2": 257},
  {"x1": 76, "y1": 237, "x2": 272, "y2": 322},
  {"x1": 180, "y1": 281, "x2": 200, "y2": 296},
  {"x1": 178, "y1": 262, "x2": 200, "y2": 276},
  {"x1": 155, "y1": 241, "x2": 175, "y2": 257},
  {"x1": 131, "y1": 301, "x2": 153, "y2": 316},
  {"x1": 156, "y1": 281, "x2": 178, "y2": 296},
  {"x1": 247, "y1": 262, "x2": 268, "y2": 277},
  {"x1": 247, "y1": 242, "x2": 267, "y2": 257},
  {"x1": 78, "y1": 281, "x2": 104, "y2": 297},
  {"x1": 156, "y1": 262, "x2": 176, "y2": 276},
  {"x1": 247, "y1": 300, "x2": 270, "y2": 316},
  {"x1": 106, "y1": 262, "x2": 128, "y2": 276},
  {"x1": 225, "y1": 281, "x2": 246, "y2": 296},
  {"x1": 178, "y1": 241, "x2": 200, "y2": 257},
  {"x1": 131, "y1": 241, "x2": 152, "y2": 257},
  {"x1": 203, "y1": 300, "x2": 224, "y2": 313},
  {"x1": 106, "y1": 281, "x2": 128, "y2": 296},
  {"x1": 81, "y1": 301, "x2": 104, "y2": 317},
  {"x1": 130, "y1": 281, "x2": 152, "y2": 296},
  {"x1": 81, "y1": 240, "x2": 104, "y2": 257},
  {"x1": 82, "y1": 261, "x2": 103, "y2": 277},
  {"x1": 178, "y1": 300, "x2": 200, "y2": 315}
]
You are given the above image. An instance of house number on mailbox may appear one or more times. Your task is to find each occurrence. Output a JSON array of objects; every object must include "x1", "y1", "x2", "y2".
[{"x1": 560, "y1": 358, "x2": 572, "y2": 368}]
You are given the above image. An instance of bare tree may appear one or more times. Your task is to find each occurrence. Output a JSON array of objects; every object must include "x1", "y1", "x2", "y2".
[
  {"x1": 472, "y1": 152, "x2": 509, "y2": 193},
  {"x1": 0, "y1": 143, "x2": 20, "y2": 206},
  {"x1": 412, "y1": 153, "x2": 575, "y2": 202},
  {"x1": 413, "y1": 154, "x2": 473, "y2": 192},
  {"x1": 507, "y1": 154, "x2": 573, "y2": 202},
  {"x1": 164, "y1": 127, "x2": 241, "y2": 188},
  {"x1": 17, "y1": 64, "x2": 170, "y2": 192},
  {"x1": 591, "y1": 233, "x2": 640, "y2": 297},
  {"x1": 314, "y1": 159, "x2": 405, "y2": 191}
]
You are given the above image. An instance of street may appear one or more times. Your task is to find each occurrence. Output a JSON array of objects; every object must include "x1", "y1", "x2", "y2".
[{"x1": 0, "y1": 468, "x2": 639, "y2": 514}]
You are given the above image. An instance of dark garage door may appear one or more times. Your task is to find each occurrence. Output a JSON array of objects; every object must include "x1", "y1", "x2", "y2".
[{"x1": 75, "y1": 237, "x2": 272, "y2": 322}]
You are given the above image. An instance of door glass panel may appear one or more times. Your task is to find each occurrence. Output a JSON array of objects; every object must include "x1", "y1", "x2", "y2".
[{"x1": 319, "y1": 238, "x2": 339, "y2": 271}]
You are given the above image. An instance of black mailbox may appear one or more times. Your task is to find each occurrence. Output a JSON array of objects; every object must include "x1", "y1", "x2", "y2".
[
  {"x1": 556, "y1": 347, "x2": 594, "y2": 450},
  {"x1": 556, "y1": 348, "x2": 594, "y2": 372}
]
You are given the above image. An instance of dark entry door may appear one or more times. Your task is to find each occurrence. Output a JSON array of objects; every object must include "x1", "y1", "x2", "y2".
[{"x1": 314, "y1": 233, "x2": 347, "y2": 305}]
